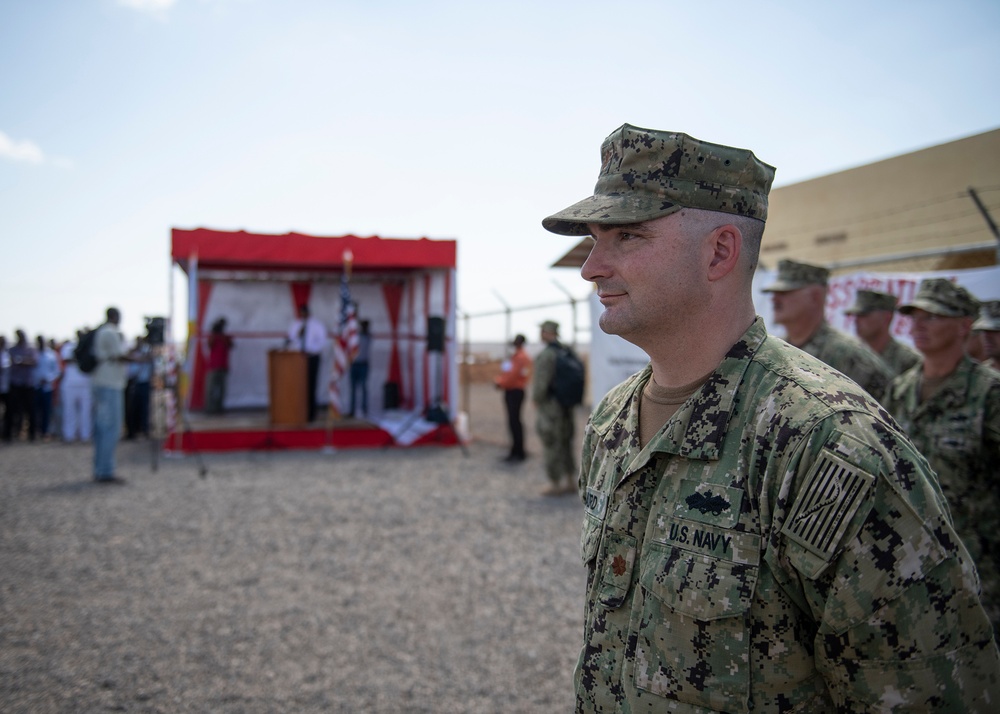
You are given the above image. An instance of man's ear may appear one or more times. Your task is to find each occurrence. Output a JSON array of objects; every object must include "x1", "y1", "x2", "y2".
[{"x1": 706, "y1": 224, "x2": 742, "y2": 282}]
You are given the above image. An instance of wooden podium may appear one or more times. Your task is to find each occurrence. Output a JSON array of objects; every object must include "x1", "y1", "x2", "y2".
[{"x1": 268, "y1": 350, "x2": 308, "y2": 426}]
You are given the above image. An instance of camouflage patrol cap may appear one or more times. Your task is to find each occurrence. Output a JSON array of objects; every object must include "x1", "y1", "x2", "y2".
[
  {"x1": 542, "y1": 124, "x2": 776, "y2": 236},
  {"x1": 761, "y1": 259, "x2": 830, "y2": 293},
  {"x1": 540, "y1": 320, "x2": 559, "y2": 334},
  {"x1": 844, "y1": 289, "x2": 899, "y2": 315},
  {"x1": 972, "y1": 299, "x2": 1000, "y2": 331},
  {"x1": 898, "y1": 278, "x2": 980, "y2": 318}
]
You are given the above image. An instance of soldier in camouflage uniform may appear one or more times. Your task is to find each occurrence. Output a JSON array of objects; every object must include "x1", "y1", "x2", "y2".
[
  {"x1": 844, "y1": 288, "x2": 922, "y2": 376},
  {"x1": 543, "y1": 123, "x2": 1000, "y2": 712},
  {"x1": 884, "y1": 279, "x2": 1000, "y2": 634},
  {"x1": 532, "y1": 320, "x2": 576, "y2": 495},
  {"x1": 974, "y1": 299, "x2": 1000, "y2": 371},
  {"x1": 764, "y1": 260, "x2": 894, "y2": 401}
]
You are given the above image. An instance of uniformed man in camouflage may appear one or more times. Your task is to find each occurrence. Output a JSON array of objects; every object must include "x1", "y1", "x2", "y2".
[
  {"x1": 542, "y1": 123, "x2": 1000, "y2": 712},
  {"x1": 974, "y1": 299, "x2": 1000, "y2": 371},
  {"x1": 844, "y1": 288, "x2": 921, "y2": 376},
  {"x1": 764, "y1": 260, "x2": 894, "y2": 401},
  {"x1": 532, "y1": 320, "x2": 576, "y2": 496},
  {"x1": 883, "y1": 279, "x2": 1000, "y2": 634}
]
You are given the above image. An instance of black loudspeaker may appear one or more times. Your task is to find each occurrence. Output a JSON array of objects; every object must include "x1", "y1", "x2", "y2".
[
  {"x1": 145, "y1": 317, "x2": 166, "y2": 345},
  {"x1": 384, "y1": 382, "x2": 400, "y2": 410},
  {"x1": 427, "y1": 316, "x2": 445, "y2": 352}
]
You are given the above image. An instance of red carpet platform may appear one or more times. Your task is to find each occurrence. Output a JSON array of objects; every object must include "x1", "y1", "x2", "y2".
[{"x1": 163, "y1": 409, "x2": 461, "y2": 454}]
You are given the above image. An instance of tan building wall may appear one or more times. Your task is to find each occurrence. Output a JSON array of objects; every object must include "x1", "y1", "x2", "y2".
[{"x1": 762, "y1": 128, "x2": 1000, "y2": 274}]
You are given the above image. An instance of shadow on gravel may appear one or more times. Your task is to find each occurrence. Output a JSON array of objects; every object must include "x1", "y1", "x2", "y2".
[{"x1": 37, "y1": 479, "x2": 126, "y2": 495}]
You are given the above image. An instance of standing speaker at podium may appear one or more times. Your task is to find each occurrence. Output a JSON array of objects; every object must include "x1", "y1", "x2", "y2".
[{"x1": 286, "y1": 304, "x2": 328, "y2": 422}]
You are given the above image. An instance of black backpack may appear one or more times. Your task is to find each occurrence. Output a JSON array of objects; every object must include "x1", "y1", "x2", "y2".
[
  {"x1": 73, "y1": 329, "x2": 99, "y2": 374},
  {"x1": 549, "y1": 344, "x2": 585, "y2": 409}
]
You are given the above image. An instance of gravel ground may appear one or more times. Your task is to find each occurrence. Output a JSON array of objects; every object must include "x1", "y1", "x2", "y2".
[{"x1": 0, "y1": 385, "x2": 590, "y2": 713}]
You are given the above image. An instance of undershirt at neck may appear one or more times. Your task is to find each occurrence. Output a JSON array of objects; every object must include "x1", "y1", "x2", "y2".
[
  {"x1": 919, "y1": 373, "x2": 949, "y2": 404},
  {"x1": 639, "y1": 371, "x2": 714, "y2": 448}
]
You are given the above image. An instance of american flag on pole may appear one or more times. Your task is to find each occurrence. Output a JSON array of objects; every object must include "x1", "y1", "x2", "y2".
[{"x1": 328, "y1": 269, "x2": 360, "y2": 416}]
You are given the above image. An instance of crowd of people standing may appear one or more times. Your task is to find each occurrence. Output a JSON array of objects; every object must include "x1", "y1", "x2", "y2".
[{"x1": 0, "y1": 319, "x2": 154, "y2": 448}]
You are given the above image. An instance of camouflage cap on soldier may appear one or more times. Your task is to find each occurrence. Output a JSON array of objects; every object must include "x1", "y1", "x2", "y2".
[
  {"x1": 844, "y1": 289, "x2": 899, "y2": 315},
  {"x1": 761, "y1": 259, "x2": 830, "y2": 293},
  {"x1": 898, "y1": 278, "x2": 980, "y2": 318},
  {"x1": 542, "y1": 124, "x2": 776, "y2": 236},
  {"x1": 540, "y1": 320, "x2": 559, "y2": 334},
  {"x1": 972, "y1": 299, "x2": 1000, "y2": 331}
]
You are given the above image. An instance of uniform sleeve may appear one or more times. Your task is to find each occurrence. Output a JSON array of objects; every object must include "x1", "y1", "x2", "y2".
[
  {"x1": 532, "y1": 348, "x2": 555, "y2": 404},
  {"x1": 773, "y1": 415, "x2": 1000, "y2": 709},
  {"x1": 579, "y1": 416, "x2": 598, "y2": 498}
]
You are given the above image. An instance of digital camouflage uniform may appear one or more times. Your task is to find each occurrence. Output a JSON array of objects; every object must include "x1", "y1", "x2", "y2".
[
  {"x1": 845, "y1": 289, "x2": 922, "y2": 378},
  {"x1": 886, "y1": 278, "x2": 1000, "y2": 633},
  {"x1": 577, "y1": 318, "x2": 1000, "y2": 712},
  {"x1": 542, "y1": 125, "x2": 1000, "y2": 711},
  {"x1": 798, "y1": 321, "x2": 895, "y2": 401},
  {"x1": 532, "y1": 340, "x2": 575, "y2": 487},
  {"x1": 885, "y1": 357, "x2": 1000, "y2": 630},
  {"x1": 766, "y1": 263, "x2": 895, "y2": 402},
  {"x1": 878, "y1": 337, "x2": 922, "y2": 377}
]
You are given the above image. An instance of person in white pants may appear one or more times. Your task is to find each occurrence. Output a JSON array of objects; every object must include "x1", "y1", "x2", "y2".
[{"x1": 60, "y1": 338, "x2": 92, "y2": 442}]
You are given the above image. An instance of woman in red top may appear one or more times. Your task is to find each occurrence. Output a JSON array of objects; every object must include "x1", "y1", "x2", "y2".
[
  {"x1": 205, "y1": 318, "x2": 234, "y2": 414},
  {"x1": 494, "y1": 334, "x2": 533, "y2": 462}
]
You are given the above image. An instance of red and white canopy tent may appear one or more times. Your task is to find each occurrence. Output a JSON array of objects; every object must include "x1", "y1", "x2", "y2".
[{"x1": 168, "y1": 227, "x2": 459, "y2": 452}]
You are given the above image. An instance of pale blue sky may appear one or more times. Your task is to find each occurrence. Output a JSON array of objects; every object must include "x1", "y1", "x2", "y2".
[{"x1": 2, "y1": 0, "x2": 998, "y2": 344}]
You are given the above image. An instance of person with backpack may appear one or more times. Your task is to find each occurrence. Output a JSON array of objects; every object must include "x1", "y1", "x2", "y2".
[
  {"x1": 531, "y1": 320, "x2": 581, "y2": 495},
  {"x1": 91, "y1": 307, "x2": 131, "y2": 484}
]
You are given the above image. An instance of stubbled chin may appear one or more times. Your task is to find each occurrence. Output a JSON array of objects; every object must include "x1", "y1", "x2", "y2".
[
  {"x1": 597, "y1": 310, "x2": 616, "y2": 335},
  {"x1": 597, "y1": 309, "x2": 627, "y2": 337}
]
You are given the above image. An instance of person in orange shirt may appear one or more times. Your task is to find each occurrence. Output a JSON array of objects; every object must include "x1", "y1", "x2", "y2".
[{"x1": 494, "y1": 334, "x2": 533, "y2": 463}]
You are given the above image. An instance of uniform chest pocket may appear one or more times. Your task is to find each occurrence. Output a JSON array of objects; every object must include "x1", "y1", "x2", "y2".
[
  {"x1": 580, "y1": 486, "x2": 609, "y2": 565},
  {"x1": 935, "y1": 429, "x2": 972, "y2": 453},
  {"x1": 633, "y1": 539, "x2": 759, "y2": 712},
  {"x1": 580, "y1": 512, "x2": 603, "y2": 565},
  {"x1": 923, "y1": 408, "x2": 976, "y2": 450}
]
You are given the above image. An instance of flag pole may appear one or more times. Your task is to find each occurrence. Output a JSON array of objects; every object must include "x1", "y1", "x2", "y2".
[{"x1": 323, "y1": 248, "x2": 354, "y2": 453}]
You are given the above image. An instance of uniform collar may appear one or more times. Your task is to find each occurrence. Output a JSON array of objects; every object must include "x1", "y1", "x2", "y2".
[
  {"x1": 912, "y1": 355, "x2": 979, "y2": 413},
  {"x1": 800, "y1": 320, "x2": 833, "y2": 349},
  {"x1": 590, "y1": 318, "x2": 766, "y2": 463}
]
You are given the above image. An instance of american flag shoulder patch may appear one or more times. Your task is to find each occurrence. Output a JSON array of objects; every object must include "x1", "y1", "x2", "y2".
[{"x1": 780, "y1": 449, "x2": 875, "y2": 560}]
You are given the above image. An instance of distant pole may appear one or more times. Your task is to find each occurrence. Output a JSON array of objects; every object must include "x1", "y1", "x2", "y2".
[
  {"x1": 492, "y1": 290, "x2": 512, "y2": 345},
  {"x1": 552, "y1": 280, "x2": 579, "y2": 348},
  {"x1": 968, "y1": 187, "x2": 1000, "y2": 262}
]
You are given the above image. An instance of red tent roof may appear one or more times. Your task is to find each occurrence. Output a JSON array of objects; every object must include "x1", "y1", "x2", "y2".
[{"x1": 171, "y1": 228, "x2": 456, "y2": 273}]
